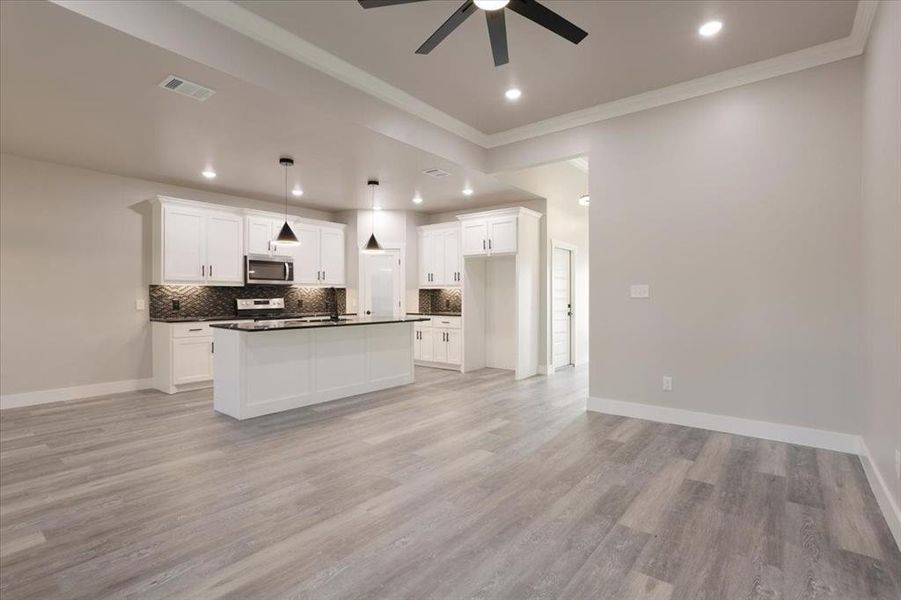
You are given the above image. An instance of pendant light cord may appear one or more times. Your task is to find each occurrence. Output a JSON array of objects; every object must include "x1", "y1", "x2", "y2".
[{"x1": 284, "y1": 165, "x2": 289, "y2": 220}]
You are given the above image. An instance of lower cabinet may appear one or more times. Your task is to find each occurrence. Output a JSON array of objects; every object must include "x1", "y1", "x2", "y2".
[
  {"x1": 152, "y1": 321, "x2": 236, "y2": 394},
  {"x1": 172, "y1": 338, "x2": 214, "y2": 385},
  {"x1": 413, "y1": 316, "x2": 461, "y2": 368}
]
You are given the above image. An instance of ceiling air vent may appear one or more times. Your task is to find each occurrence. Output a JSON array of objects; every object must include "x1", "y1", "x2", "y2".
[
  {"x1": 158, "y1": 75, "x2": 216, "y2": 102},
  {"x1": 423, "y1": 167, "x2": 450, "y2": 178}
]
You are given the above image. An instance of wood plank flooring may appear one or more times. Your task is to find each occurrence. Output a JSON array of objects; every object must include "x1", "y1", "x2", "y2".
[{"x1": 1, "y1": 366, "x2": 899, "y2": 599}]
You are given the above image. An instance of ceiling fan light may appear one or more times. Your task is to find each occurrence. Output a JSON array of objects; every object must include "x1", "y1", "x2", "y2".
[{"x1": 474, "y1": 0, "x2": 509, "y2": 10}]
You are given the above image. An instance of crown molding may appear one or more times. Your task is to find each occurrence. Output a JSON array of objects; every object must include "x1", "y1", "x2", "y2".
[{"x1": 181, "y1": 0, "x2": 878, "y2": 150}]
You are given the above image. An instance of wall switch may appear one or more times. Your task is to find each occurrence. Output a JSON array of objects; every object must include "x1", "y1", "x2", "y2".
[
  {"x1": 135, "y1": 299, "x2": 145, "y2": 311},
  {"x1": 630, "y1": 284, "x2": 650, "y2": 299},
  {"x1": 172, "y1": 299, "x2": 180, "y2": 310},
  {"x1": 895, "y1": 449, "x2": 900, "y2": 480},
  {"x1": 662, "y1": 376, "x2": 673, "y2": 391}
]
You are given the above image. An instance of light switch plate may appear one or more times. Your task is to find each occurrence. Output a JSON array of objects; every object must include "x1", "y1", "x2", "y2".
[
  {"x1": 662, "y1": 376, "x2": 673, "y2": 391},
  {"x1": 135, "y1": 299, "x2": 145, "y2": 311},
  {"x1": 630, "y1": 284, "x2": 650, "y2": 299}
]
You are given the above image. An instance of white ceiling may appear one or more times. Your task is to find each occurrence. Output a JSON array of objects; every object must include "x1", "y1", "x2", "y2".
[
  {"x1": 0, "y1": 1, "x2": 535, "y2": 213},
  {"x1": 235, "y1": 0, "x2": 858, "y2": 134}
]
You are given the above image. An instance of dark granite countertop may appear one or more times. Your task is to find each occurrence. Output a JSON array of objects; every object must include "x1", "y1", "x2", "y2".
[
  {"x1": 151, "y1": 313, "x2": 355, "y2": 323},
  {"x1": 210, "y1": 316, "x2": 430, "y2": 332},
  {"x1": 406, "y1": 312, "x2": 462, "y2": 317}
]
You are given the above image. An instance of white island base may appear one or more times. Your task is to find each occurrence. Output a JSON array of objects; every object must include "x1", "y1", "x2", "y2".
[{"x1": 212, "y1": 321, "x2": 416, "y2": 420}]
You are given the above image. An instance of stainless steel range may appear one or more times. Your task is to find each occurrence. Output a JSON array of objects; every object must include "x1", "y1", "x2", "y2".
[{"x1": 235, "y1": 297, "x2": 286, "y2": 319}]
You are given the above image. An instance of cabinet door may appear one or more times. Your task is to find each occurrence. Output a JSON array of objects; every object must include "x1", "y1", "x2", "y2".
[
  {"x1": 246, "y1": 216, "x2": 275, "y2": 255},
  {"x1": 413, "y1": 325, "x2": 422, "y2": 360},
  {"x1": 433, "y1": 329, "x2": 448, "y2": 363},
  {"x1": 290, "y1": 223, "x2": 321, "y2": 284},
  {"x1": 444, "y1": 229, "x2": 461, "y2": 285},
  {"x1": 419, "y1": 328, "x2": 435, "y2": 361},
  {"x1": 419, "y1": 231, "x2": 432, "y2": 286},
  {"x1": 172, "y1": 337, "x2": 213, "y2": 384},
  {"x1": 163, "y1": 206, "x2": 205, "y2": 282},
  {"x1": 488, "y1": 217, "x2": 517, "y2": 254},
  {"x1": 462, "y1": 221, "x2": 489, "y2": 256},
  {"x1": 446, "y1": 329, "x2": 462, "y2": 364},
  {"x1": 319, "y1": 227, "x2": 346, "y2": 285},
  {"x1": 205, "y1": 212, "x2": 244, "y2": 284},
  {"x1": 428, "y1": 232, "x2": 446, "y2": 285}
]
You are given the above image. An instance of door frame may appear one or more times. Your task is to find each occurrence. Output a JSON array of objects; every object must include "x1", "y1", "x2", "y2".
[
  {"x1": 549, "y1": 239, "x2": 577, "y2": 375},
  {"x1": 358, "y1": 243, "x2": 406, "y2": 317}
]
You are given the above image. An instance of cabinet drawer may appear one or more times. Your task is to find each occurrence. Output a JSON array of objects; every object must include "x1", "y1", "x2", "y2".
[
  {"x1": 430, "y1": 316, "x2": 461, "y2": 329},
  {"x1": 172, "y1": 323, "x2": 213, "y2": 338}
]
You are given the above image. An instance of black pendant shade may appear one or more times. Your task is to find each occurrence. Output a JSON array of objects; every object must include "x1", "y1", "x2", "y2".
[
  {"x1": 363, "y1": 232, "x2": 383, "y2": 253},
  {"x1": 275, "y1": 156, "x2": 300, "y2": 246},
  {"x1": 361, "y1": 179, "x2": 384, "y2": 254}
]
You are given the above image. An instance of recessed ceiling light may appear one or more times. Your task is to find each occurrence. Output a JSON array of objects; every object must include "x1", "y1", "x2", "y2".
[
  {"x1": 505, "y1": 87, "x2": 522, "y2": 101},
  {"x1": 374, "y1": 205, "x2": 383, "y2": 211},
  {"x1": 698, "y1": 20, "x2": 722, "y2": 37},
  {"x1": 462, "y1": 187, "x2": 474, "y2": 196},
  {"x1": 412, "y1": 196, "x2": 423, "y2": 205},
  {"x1": 201, "y1": 169, "x2": 217, "y2": 179},
  {"x1": 578, "y1": 193, "x2": 590, "y2": 206},
  {"x1": 291, "y1": 187, "x2": 303, "y2": 197},
  {"x1": 474, "y1": 0, "x2": 509, "y2": 10}
]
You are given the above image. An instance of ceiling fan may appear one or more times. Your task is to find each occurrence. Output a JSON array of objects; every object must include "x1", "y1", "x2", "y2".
[{"x1": 357, "y1": 0, "x2": 588, "y2": 67}]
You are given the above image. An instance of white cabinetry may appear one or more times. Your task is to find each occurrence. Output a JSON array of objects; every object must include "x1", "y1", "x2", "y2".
[
  {"x1": 461, "y1": 213, "x2": 518, "y2": 256},
  {"x1": 152, "y1": 320, "x2": 237, "y2": 394},
  {"x1": 286, "y1": 223, "x2": 345, "y2": 286},
  {"x1": 418, "y1": 223, "x2": 462, "y2": 286},
  {"x1": 319, "y1": 227, "x2": 346, "y2": 285},
  {"x1": 413, "y1": 316, "x2": 461, "y2": 369},
  {"x1": 155, "y1": 200, "x2": 244, "y2": 285}
]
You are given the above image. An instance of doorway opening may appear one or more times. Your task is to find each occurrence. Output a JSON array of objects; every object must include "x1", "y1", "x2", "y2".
[{"x1": 552, "y1": 242, "x2": 576, "y2": 370}]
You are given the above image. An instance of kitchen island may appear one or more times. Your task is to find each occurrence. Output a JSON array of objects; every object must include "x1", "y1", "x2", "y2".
[{"x1": 210, "y1": 316, "x2": 429, "y2": 420}]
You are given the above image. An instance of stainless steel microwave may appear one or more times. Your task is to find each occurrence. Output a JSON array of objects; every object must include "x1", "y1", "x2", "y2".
[{"x1": 245, "y1": 254, "x2": 294, "y2": 285}]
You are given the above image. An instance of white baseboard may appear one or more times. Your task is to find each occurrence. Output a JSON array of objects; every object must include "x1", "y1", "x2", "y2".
[
  {"x1": 0, "y1": 378, "x2": 153, "y2": 409},
  {"x1": 859, "y1": 440, "x2": 901, "y2": 550},
  {"x1": 587, "y1": 397, "x2": 862, "y2": 454}
]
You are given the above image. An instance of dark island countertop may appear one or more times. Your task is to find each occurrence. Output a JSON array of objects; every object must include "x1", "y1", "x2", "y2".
[
  {"x1": 151, "y1": 313, "x2": 355, "y2": 323},
  {"x1": 406, "y1": 312, "x2": 462, "y2": 317},
  {"x1": 210, "y1": 316, "x2": 430, "y2": 332}
]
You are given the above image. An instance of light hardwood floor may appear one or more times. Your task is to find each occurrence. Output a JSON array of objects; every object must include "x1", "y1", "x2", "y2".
[{"x1": 1, "y1": 366, "x2": 899, "y2": 599}]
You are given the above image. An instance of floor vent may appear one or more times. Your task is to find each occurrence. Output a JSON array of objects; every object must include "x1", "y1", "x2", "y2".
[
  {"x1": 158, "y1": 75, "x2": 216, "y2": 102},
  {"x1": 423, "y1": 167, "x2": 451, "y2": 178}
]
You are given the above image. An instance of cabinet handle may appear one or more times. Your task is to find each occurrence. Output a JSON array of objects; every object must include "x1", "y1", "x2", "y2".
[
  {"x1": 323, "y1": 270, "x2": 326, "y2": 281},
  {"x1": 202, "y1": 265, "x2": 205, "y2": 277},
  {"x1": 189, "y1": 328, "x2": 203, "y2": 332},
  {"x1": 211, "y1": 341, "x2": 215, "y2": 354},
  {"x1": 483, "y1": 239, "x2": 486, "y2": 250},
  {"x1": 489, "y1": 239, "x2": 492, "y2": 250},
  {"x1": 209, "y1": 264, "x2": 213, "y2": 277}
]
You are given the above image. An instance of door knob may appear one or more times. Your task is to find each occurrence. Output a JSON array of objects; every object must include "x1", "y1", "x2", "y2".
[{"x1": 366, "y1": 310, "x2": 371, "y2": 315}]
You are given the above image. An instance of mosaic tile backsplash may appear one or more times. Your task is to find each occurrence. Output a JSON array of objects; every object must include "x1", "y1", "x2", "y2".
[
  {"x1": 417, "y1": 288, "x2": 462, "y2": 314},
  {"x1": 150, "y1": 285, "x2": 346, "y2": 320}
]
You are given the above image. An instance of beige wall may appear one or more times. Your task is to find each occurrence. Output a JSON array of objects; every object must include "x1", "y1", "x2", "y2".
[
  {"x1": 860, "y1": 0, "x2": 901, "y2": 508},
  {"x1": 0, "y1": 153, "x2": 334, "y2": 396},
  {"x1": 588, "y1": 58, "x2": 864, "y2": 434}
]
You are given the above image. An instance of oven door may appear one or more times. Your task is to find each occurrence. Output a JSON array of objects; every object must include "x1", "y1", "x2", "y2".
[{"x1": 246, "y1": 255, "x2": 294, "y2": 285}]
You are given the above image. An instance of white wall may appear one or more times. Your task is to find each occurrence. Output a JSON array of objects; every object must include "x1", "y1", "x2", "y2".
[
  {"x1": 496, "y1": 162, "x2": 590, "y2": 368},
  {"x1": 588, "y1": 58, "x2": 864, "y2": 435},
  {"x1": 860, "y1": 0, "x2": 901, "y2": 512},
  {"x1": 0, "y1": 153, "x2": 334, "y2": 398}
]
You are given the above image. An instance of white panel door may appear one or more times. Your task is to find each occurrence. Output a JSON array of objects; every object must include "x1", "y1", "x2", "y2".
[
  {"x1": 446, "y1": 329, "x2": 462, "y2": 364},
  {"x1": 246, "y1": 216, "x2": 275, "y2": 255},
  {"x1": 433, "y1": 329, "x2": 448, "y2": 363},
  {"x1": 419, "y1": 327, "x2": 435, "y2": 361},
  {"x1": 291, "y1": 223, "x2": 321, "y2": 284},
  {"x1": 205, "y1": 212, "x2": 244, "y2": 284},
  {"x1": 319, "y1": 227, "x2": 346, "y2": 285},
  {"x1": 361, "y1": 249, "x2": 401, "y2": 317},
  {"x1": 488, "y1": 217, "x2": 517, "y2": 254},
  {"x1": 552, "y1": 247, "x2": 573, "y2": 369},
  {"x1": 444, "y1": 229, "x2": 461, "y2": 285},
  {"x1": 462, "y1": 221, "x2": 489, "y2": 256},
  {"x1": 172, "y1": 338, "x2": 213, "y2": 384},
  {"x1": 163, "y1": 206, "x2": 205, "y2": 282}
]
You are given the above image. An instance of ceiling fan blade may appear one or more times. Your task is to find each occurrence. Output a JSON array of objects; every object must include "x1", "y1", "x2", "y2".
[
  {"x1": 358, "y1": 0, "x2": 429, "y2": 8},
  {"x1": 485, "y1": 10, "x2": 509, "y2": 66},
  {"x1": 416, "y1": 0, "x2": 477, "y2": 55},
  {"x1": 507, "y1": 0, "x2": 588, "y2": 44}
]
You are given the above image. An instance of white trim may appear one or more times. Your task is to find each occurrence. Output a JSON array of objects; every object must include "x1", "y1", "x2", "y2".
[
  {"x1": 538, "y1": 365, "x2": 551, "y2": 376},
  {"x1": 587, "y1": 396, "x2": 861, "y2": 454},
  {"x1": 180, "y1": 1, "x2": 878, "y2": 149},
  {"x1": 1, "y1": 379, "x2": 153, "y2": 410},
  {"x1": 859, "y1": 440, "x2": 901, "y2": 549}
]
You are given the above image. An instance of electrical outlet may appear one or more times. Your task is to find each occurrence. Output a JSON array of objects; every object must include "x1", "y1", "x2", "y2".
[
  {"x1": 135, "y1": 298, "x2": 145, "y2": 311},
  {"x1": 662, "y1": 376, "x2": 673, "y2": 391},
  {"x1": 895, "y1": 449, "x2": 900, "y2": 480},
  {"x1": 630, "y1": 284, "x2": 650, "y2": 299},
  {"x1": 171, "y1": 299, "x2": 180, "y2": 310}
]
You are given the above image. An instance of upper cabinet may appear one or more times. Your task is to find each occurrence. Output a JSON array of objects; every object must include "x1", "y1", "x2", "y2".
[
  {"x1": 156, "y1": 201, "x2": 243, "y2": 286},
  {"x1": 419, "y1": 223, "x2": 462, "y2": 287},
  {"x1": 153, "y1": 197, "x2": 346, "y2": 287},
  {"x1": 459, "y1": 208, "x2": 539, "y2": 257}
]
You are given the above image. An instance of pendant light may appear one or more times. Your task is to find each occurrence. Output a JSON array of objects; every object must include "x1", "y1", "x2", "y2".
[
  {"x1": 274, "y1": 156, "x2": 300, "y2": 246},
  {"x1": 361, "y1": 179, "x2": 384, "y2": 254}
]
